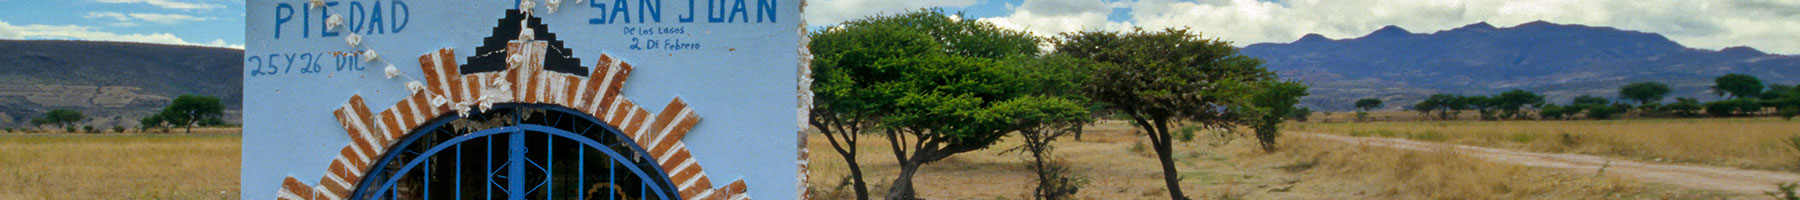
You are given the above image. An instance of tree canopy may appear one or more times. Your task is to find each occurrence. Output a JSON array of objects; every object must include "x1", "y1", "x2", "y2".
[
  {"x1": 1620, "y1": 82, "x2": 1671, "y2": 105},
  {"x1": 40, "y1": 109, "x2": 84, "y2": 129},
  {"x1": 809, "y1": 9, "x2": 1084, "y2": 199},
  {"x1": 159, "y1": 95, "x2": 225, "y2": 133},
  {"x1": 1355, "y1": 98, "x2": 1383, "y2": 111},
  {"x1": 1056, "y1": 28, "x2": 1275, "y2": 199},
  {"x1": 1714, "y1": 73, "x2": 1764, "y2": 99}
]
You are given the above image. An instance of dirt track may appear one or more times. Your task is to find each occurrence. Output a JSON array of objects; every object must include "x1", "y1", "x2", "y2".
[{"x1": 1302, "y1": 132, "x2": 1800, "y2": 195}]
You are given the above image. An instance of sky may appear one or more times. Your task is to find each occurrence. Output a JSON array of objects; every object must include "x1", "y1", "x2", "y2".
[
  {"x1": 0, "y1": 0, "x2": 244, "y2": 49},
  {"x1": 0, "y1": 0, "x2": 1795, "y2": 53}
]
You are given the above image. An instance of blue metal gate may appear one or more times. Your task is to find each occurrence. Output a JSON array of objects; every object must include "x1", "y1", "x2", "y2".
[{"x1": 349, "y1": 104, "x2": 682, "y2": 200}]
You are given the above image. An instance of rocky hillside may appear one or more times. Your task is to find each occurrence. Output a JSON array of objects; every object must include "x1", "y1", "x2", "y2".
[
  {"x1": 0, "y1": 40, "x2": 241, "y2": 129},
  {"x1": 1241, "y1": 21, "x2": 1800, "y2": 111}
]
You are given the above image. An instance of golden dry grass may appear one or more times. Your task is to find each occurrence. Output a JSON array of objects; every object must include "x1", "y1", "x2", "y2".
[
  {"x1": 804, "y1": 121, "x2": 1723, "y2": 199},
  {"x1": 1288, "y1": 118, "x2": 1800, "y2": 171},
  {"x1": 0, "y1": 131, "x2": 240, "y2": 199}
]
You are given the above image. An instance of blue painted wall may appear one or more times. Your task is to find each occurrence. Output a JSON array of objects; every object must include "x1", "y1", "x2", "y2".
[{"x1": 243, "y1": 0, "x2": 801, "y2": 198}]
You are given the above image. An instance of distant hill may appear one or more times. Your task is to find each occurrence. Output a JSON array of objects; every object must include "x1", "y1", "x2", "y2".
[
  {"x1": 0, "y1": 40, "x2": 241, "y2": 129},
  {"x1": 1241, "y1": 21, "x2": 1800, "y2": 111}
]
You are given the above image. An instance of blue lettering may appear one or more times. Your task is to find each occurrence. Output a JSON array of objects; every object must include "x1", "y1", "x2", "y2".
[
  {"x1": 303, "y1": 5, "x2": 310, "y2": 38},
  {"x1": 368, "y1": 1, "x2": 384, "y2": 34},
  {"x1": 706, "y1": 0, "x2": 724, "y2": 22},
  {"x1": 321, "y1": 1, "x2": 341, "y2": 37},
  {"x1": 679, "y1": 0, "x2": 694, "y2": 23},
  {"x1": 757, "y1": 0, "x2": 775, "y2": 23},
  {"x1": 348, "y1": 1, "x2": 364, "y2": 33},
  {"x1": 639, "y1": 0, "x2": 661, "y2": 23},
  {"x1": 275, "y1": 3, "x2": 293, "y2": 39},
  {"x1": 728, "y1": 0, "x2": 747, "y2": 23},
  {"x1": 589, "y1": 0, "x2": 608, "y2": 24},
  {"x1": 610, "y1": 0, "x2": 631, "y2": 23},
  {"x1": 391, "y1": 0, "x2": 408, "y2": 33}
]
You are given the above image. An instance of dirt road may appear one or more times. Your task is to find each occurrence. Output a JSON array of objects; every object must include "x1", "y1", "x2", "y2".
[{"x1": 1302, "y1": 132, "x2": 1800, "y2": 195}]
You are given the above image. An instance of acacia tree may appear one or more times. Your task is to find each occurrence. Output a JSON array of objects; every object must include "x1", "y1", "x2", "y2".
[
  {"x1": 1620, "y1": 82, "x2": 1671, "y2": 105},
  {"x1": 1249, "y1": 81, "x2": 1308, "y2": 151},
  {"x1": 1354, "y1": 98, "x2": 1382, "y2": 121},
  {"x1": 41, "y1": 109, "x2": 84, "y2": 129},
  {"x1": 813, "y1": 10, "x2": 1050, "y2": 200},
  {"x1": 997, "y1": 55, "x2": 1099, "y2": 199},
  {"x1": 1056, "y1": 28, "x2": 1274, "y2": 199},
  {"x1": 807, "y1": 12, "x2": 944, "y2": 199},
  {"x1": 1493, "y1": 89, "x2": 1545, "y2": 120},
  {"x1": 1715, "y1": 74, "x2": 1764, "y2": 99},
  {"x1": 159, "y1": 95, "x2": 224, "y2": 133}
]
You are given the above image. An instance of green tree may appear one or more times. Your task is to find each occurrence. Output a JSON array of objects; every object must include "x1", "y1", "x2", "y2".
[
  {"x1": 1057, "y1": 28, "x2": 1275, "y2": 199},
  {"x1": 1355, "y1": 98, "x2": 1383, "y2": 111},
  {"x1": 1539, "y1": 104, "x2": 1569, "y2": 120},
  {"x1": 1288, "y1": 107, "x2": 1314, "y2": 122},
  {"x1": 1493, "y1": 90, "x2": 1546, "y2": 120},
  {"x1": 1714, "y1": 74, "x2": 1764, "y2": 99},
  {"x1": 996, "y1": 96, "x2": 1093, "y2": 199},
  {"x1": 159, "y1": 95, "x2": 224, "y2": 134},
  {"x1": 1249, "y1": 81, "x2": 1309, "y2": 151},
  {"x1": 1619, "y1": 82, "x2": 1672, "y2": 105},
  {"x1": 139, "y1": 115, "x2": 165, "y2": 132},
  {"x1": 1354, "y1": 98, "x2": 1382, "y2": 122},
  {"x1": 41, "y1": 109, "x2": 84, "y2": 129},
  {"x1": 812, "y1": 10, "x2": 1046, "y2": 200},
  {"x1": 1413, "y1": 98, "x2": 1439, "y2": 119},
  {"x1": 1663, "y1": 98, "x2": 1703, "y2": 117}
]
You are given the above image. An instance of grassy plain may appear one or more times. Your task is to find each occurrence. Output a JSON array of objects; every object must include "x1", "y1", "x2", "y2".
[
  {"x1": 0, "y1": 128, "x2": 240, "y2": 199},
  {"x1": 805, "y1": 121, "x2": 1725, "y2": 199},
  {"x1": 1289, "y1": 117, "x2": 1800, "y2": 171}
]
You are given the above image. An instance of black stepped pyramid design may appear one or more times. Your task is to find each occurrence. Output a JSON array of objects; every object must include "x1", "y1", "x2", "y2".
[{"x1": 462, "y1": 9, "x2": 588, "y2": 76}]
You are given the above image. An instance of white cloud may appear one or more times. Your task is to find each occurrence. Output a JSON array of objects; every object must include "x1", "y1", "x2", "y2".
[
  {"x1": 1108, "y1": 0, "x2": 1800, "y2": 54},
  {"x1": 0, "y1": 20, "x2": 242, "y2": 49},
  {"x1": 978, "y1": 0, "x2": 1132, "y2": 38},
  {"x1": 93, "y1": 0, "x2": 225, "y2": 11},
  {"x1": 87, "y1": 12, "x2": 215, "y2": 25},
  {"x1": 804, "y1": 0, "x2": 981, "y2": 25}
]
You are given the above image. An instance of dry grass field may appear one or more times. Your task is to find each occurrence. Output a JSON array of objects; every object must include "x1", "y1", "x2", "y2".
[
  {"x1": 805, "y1": 121, "x2": 1727, "y2": 199},
  {"x1": 0, "y1": 128, "x2": 240, "y2": 199},
  {"x1": 1289, "y1": 118, "x2": 1800, "y2": 171}
]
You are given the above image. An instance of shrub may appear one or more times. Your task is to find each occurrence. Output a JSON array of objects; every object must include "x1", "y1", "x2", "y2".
[
  {"x1": 1538, "y1": 104, "x2": 1568, "y2": 120},
  {"x1": 1706, "y1": 99, "x2": 1758, "y2": 117},
  {"x1": 82, "y1": 125, "x2": 97, "y2": 133},
  {"x1": 1584, "y1": 105, "x2": 1619, "y2": 119},
  {"x1": 1780, "y1": 105, "x2": 1799, "y2": 120},
  {"x1": 1771, "y1": 182, "x2": 1799, "y2": 200},
  {"x1": 111, "y1": 126, "x2": 125, "y2": 133},
  {"x1": 64, "y1": 126, "x2": 76, "y2": 133}
]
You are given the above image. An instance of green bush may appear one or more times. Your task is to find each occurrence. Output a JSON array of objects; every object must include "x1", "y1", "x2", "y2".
[
  {"x1": 1662, "y1": 98, "x2": 1703, "y2": 117},
  {"x1": 111, "y1": 126, "x2": 125, "y2": 133},
  {"x1": 1584, "y1": 105, "x2": 1619, "y2": 119},
  {"x1": 64, "y1": 126, "x2": 76, "y2": 133},
  {"x1": 1771, "y1": 182, "x2": 1799, "y2": 200},
  {"x1": 1706, "y1": 99, "x2": 1759, "y2": 117},
  {"x1": 82, "y1": 125, "x2": 97, "y2": 133}
]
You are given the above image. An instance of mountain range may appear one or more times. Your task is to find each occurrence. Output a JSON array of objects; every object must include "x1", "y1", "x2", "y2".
[
  {"x1": 0, "y1": 40, "x2": 241, "y2": 129},
  {"x1": 1241, "y1": 21, "x2": 1800, "y2": 111}
]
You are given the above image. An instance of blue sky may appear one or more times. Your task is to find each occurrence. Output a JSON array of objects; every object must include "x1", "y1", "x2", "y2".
[
  {"x1": 0, "y1": 0, "x2": 244, "y2": 48},
  {"x1": 3, "y1": 0, "x2": 1798, "y2": 54}
]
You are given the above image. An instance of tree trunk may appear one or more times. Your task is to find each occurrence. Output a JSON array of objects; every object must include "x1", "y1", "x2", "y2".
[
  {"x1": 885, "y1": 162, "x2": 921, "y2": 200},
  {"x1": 1030, "y1": 144, "x2": 1051, "y2": 199},
  {"x1": 1152, "y1": 131, "x2": 1187, "y2": 200},
  {"x1": 847, "y1": 158, "x2": 871, "y2": 200},
  {"x1": 1144, "y1": 118, "x2": 1188, "y2": 200}
]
